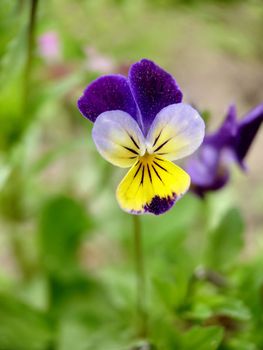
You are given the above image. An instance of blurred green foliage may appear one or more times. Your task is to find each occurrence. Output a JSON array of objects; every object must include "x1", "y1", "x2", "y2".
[
  {"x1": 0, "y1": 294, "x2": 53, "y2": 350},
  {"x1": 39, "y1": 196, "x2": 91, "y2": 274},
  {"x1": 0, "y1": 0, "x2": 263, "y2": 349}
]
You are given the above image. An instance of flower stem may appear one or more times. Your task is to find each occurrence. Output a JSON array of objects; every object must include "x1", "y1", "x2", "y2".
[
  {"x1": 24, "y1": 0, "x2": 39, "y2": 110},
  {"x1": 132, "y1": 215, "x2": 148, "y2": 339}
]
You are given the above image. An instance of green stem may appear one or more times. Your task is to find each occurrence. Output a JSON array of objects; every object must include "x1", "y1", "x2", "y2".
[
  {"x1": 132, "y1": 215, "x2": 147, "y2": 338},
  {"x1": 24, "y1": 0, "x2": 39, "y2": 110}
]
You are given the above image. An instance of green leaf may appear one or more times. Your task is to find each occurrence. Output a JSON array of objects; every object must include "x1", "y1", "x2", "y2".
[
  {"x1": 150, "y1": 315, "x2": 182, "y2": 349},
  {"x1": 153, "y1": 266, "x2": 192, "y2": 311},
  {"x1": 187, "y1": 284, "x2": 251, "y2": 323},
  {"x1": 205, "y1": 208, "x2": 245, "y2": 270},
  {"x1": 182, "y1": 326, "x2": 224, "y2": 350},
  {"x1": 238, "y1": 261, "x2": 263, "y2": 318},
  {"x1": 0, "y1": 1, "x2": 26, "y2": 85},
  {"x1": 39, "y1": 195, "x2": 92, "y2": 275},
  {"x1": 227, "y1": 337, "x2": 257, "y2": 350},
  {"x1": 0, "y1": 293, "x2": 52, "y2": 350}
]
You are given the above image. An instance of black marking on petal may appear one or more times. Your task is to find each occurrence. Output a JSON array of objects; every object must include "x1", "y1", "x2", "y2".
[
  {"x1": 122, "y1": 145, "x2": 139, "y2": 155},
  {"x1": 156, "y1": 152, "x2": 168, "y2": 155},
  {"x1": 129, "y1": 135, "x2": 140, "y2": 149},
  {"x1": 152, "y1": 129, "x2": 163, "y2": 147},
  {"x1": 128, "y1": 156, "x2": 137, "y2": 159},
  {"x1": 155, "y1": 157, "x2": 165, "y2": 162},
  {"x1": 153, "y1": 160, "x2": 168, "y2": 173},
  {"x1": 151, "y1": 165, "x2": 164, "y2": 184},
  {"x1": 147, "y1": 164, "x2": 152, "y2": 183},
  {"x1": 153, "y1": 137, "x2": 172, "y2": 152},
  {"x1": 140, "y1": 165, "x2": 145, "y2": 185},
  {"x1": 144, "y1": 193, "x2": 177, "y2": 215},
  {"x1": 133, "y1": 162, "x2": 142, "y2": 179}
]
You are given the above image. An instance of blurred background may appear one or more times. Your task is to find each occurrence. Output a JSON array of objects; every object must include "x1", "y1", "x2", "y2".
[{"x1": 0, "y1": 0, "x2": 263, "y2": 349}]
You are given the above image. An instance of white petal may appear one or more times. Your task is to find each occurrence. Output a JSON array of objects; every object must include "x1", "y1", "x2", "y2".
[
  {"x1": 92, "y1": 110, "x2": 146, "y2": 167},
  {"x1": 146, "y1": 103, "x2": 205, "y2": 161}
]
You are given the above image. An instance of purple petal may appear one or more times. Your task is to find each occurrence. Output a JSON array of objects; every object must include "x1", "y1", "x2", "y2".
[
  {"x1": 190, "y1": 172, "x2": 230, "y2": 198},
  {"x1": 206, "y1": 105, "x2": 238, "y2": 149},
  {"x1": 186, "y1": 145, "x2": 220, "y2": 187},
  {"x1": 77, "y1": 75, "x2": 138, "y2": 123},
  {"x1": 186, "y1": 103, "x2": 263, "y2": 198},
  {"x1": 218, "y1": 104, "x2": 237, "y2": 135},
  {"x1": 186, "y1": 107, "x2": 235, "y2": 196},
  {"x1": 186, "y1": 143, "x2": 230, "y2": 198},
  {"x1": 235, "y1": 103, "x2": 263, "y2": 164},
  {"x1": 128, "y1": 59, "x2": 183, "y2": 134}
]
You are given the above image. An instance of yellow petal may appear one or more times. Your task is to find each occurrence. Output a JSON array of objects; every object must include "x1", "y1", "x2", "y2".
[{"x1": 116, "y1": 154, "x2": 190, "y2": 215}]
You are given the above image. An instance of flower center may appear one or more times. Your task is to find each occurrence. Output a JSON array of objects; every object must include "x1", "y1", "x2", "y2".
[{"x1": 139, "y1": 152, "x2": 155, "y2": 165}]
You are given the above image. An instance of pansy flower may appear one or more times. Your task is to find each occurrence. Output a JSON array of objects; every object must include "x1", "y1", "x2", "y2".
[
  {"x1": 187, "y1": 103, "x2": 263, "y2": 197},
  {"x1": 78, "y1": 59, "x2": 205, "y2": 215}
]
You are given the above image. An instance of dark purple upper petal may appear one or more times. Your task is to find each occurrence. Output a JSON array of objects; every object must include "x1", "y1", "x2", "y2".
[
  {"x1": 235, "y1": 103, "x2": 263, "y2": 165},
  {"x1": 77, "y1": 75, "x2": 138, "y2": 123},
  {"x1": 128, "y1": 59, "x2": 183, "y2": 134}
]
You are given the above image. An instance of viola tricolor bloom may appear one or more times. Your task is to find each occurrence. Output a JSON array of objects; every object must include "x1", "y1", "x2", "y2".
[
  {"x1": 78, "y1": 59, "x2": 205, "y2": 215},
  {"x1": 187, "y1": 103, "x2": 263, "y2": 197}
]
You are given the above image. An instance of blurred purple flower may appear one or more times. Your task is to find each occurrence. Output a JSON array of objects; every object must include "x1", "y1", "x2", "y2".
[
  {"x1": 38, "y1": 31, "x2": 60, "y2": 62},
  {"x1": 186, "y1": 103, "x2": 263, "y2": 197}
]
